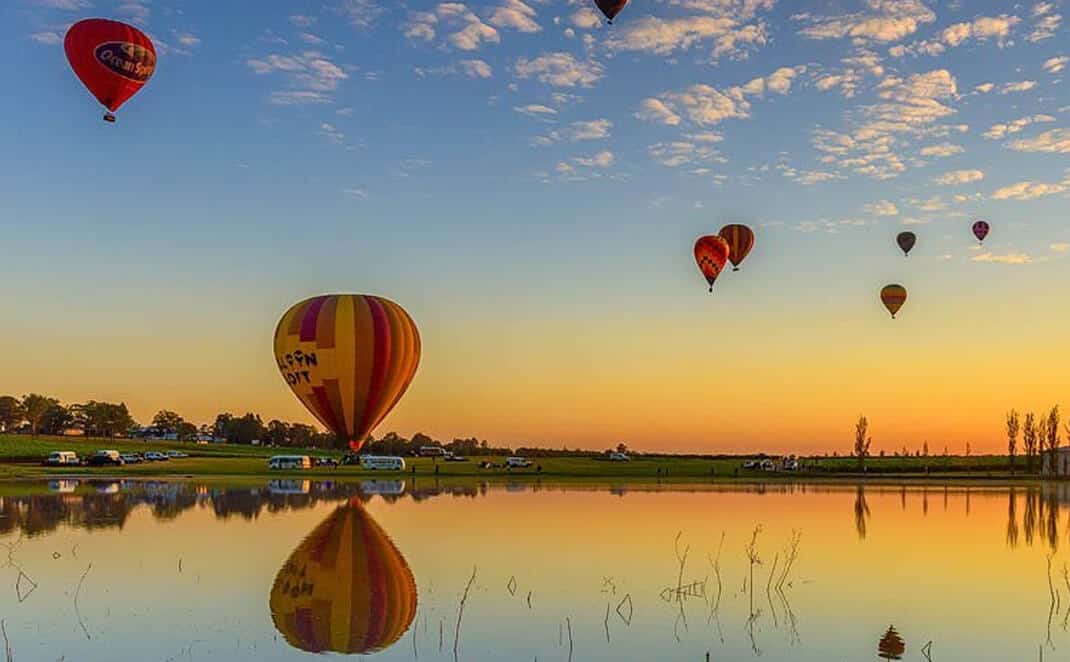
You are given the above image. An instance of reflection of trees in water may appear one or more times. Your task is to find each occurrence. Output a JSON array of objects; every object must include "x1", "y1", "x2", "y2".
[
  {"x1": 0, "y1": 480, "x2": 487, "y2": 538},
  {"x1": 854, "y1": 486, "x2": 870, "y2": 540},
  {"x1": 1007, "y1": 487, "x2": 1019, "y2": 548}
]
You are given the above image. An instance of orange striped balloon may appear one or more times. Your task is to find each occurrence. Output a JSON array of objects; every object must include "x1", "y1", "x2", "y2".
[
  {"x1": 718, "y1": 224, "x2": 755, "y2": 271},
  {"x1": 880, "y1": 284, "x2": 907, "y2": 319},
  {"x1": 270, "y1": 499, "x2": 417, "y2": 654},
  {"x1": 274, "y1": 295, "x2": 420, "y2": 451}
]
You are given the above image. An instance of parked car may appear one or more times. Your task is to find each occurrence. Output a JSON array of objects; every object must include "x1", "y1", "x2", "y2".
[
  {"x1": 120, "y1": 454, "x2": 143, "y2": 464},
  {"x1": 340, "y1": 453, "x2": 361, "y2": 466},
  {"x1": 88, "y1": 450, "x2": 124, "y2": 466},
  {"x1": 165, "y1": 450, "x2": 188, "y2": 459},
  {"x1": 143, "y1": 451, "x2": 169, "y2": 461},
  {"x1": 742, "y1": 460, "x2": 760, "y2": 470},
  {"x1": 315, "y1": 457, "x2": 339, "y2": 467},
  {"x1": 608, "y1": 452, "x2": 630, "y2": 462},
  {"x1": 43, "y1": 451, "x2": 80, "y2": 466},
  {"x1": 505, "y1": 456, "x2": 532, "y2": 468},
  {"x1": 444, "y1": 452, "x2": 467, "y2": 462}
]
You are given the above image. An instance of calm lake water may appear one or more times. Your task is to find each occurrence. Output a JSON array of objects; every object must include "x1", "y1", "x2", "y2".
[{"x1": 1, "y1": 479, "x2": 1068, "y2": 661}]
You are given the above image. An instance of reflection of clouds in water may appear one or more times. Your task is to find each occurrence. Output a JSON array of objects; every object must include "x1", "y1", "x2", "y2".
[{"x1": 270, "y1": 498, "x2": 417, "y2": 654}]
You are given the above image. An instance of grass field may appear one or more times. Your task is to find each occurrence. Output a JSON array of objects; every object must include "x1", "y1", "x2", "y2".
[{"x1": 0, "y1": 434, "x2": 1049, "y2": 483}]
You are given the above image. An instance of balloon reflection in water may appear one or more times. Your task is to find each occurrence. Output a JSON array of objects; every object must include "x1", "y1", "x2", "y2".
[{"x1": 270, "y1": 498, "x2": 417, "y2": 654}]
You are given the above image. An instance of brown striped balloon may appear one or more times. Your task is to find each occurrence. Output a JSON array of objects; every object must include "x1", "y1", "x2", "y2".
[
  {"x1": 718, "y1": 224, "x2": 755, "y2": 271},
  {"x1": 270, "y1": 499, "x2": 417, "y2": 654},
  {"x1": 880, "y1": 284, "x2": 908, "y2": 319},
  {"x1": 274, "y1": 294, "x2": 420, "y2": 451}
]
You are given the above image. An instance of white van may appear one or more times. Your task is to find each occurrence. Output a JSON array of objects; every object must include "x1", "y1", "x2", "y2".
[
  {"x1": 506, "y1": 456, "x2": 532, "y2": 468},
  {"x1": 44, "y1": 451, "x2": 79, "y2": 466},
  {"x1": 360, "y1": 455, "x2": 406, "y2": 471},
  {"x1": 267, "y1": 455, "x2": 312, "y2": 470}
]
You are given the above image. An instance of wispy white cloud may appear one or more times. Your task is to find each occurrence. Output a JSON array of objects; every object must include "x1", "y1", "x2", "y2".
[
  {"x1": 983, "y1": 114, "x2": 1056, "y2": 140},
  {"x1": 1043, "y1": 56, "x2": 1068, "y2": 74},
  {"x1": 31, "y1": 0, "x2": 90, "y2": 8},
  {"x1": 1000, "y1": 80, "x2": 1038, "y2": 94},
  {"x1": 862, "y1": 199, "x2": 899, "y2": 216},
  {"x1": 513, "y1": 52, "x2": 604, "y2": 87},
  {"x1": 1028, "y1": 2, "x2": 1062, "y2": 42},
  {"x1": 532, "y1": 119, "x2": 612, "y2": 145},
  {"x1": 514, "y1": 104, "x2": 557, "y2": 117},
  {"x1": 991, "y1": 174, "x2": 1070, "y2": 200},
  {"x1": 405, "y1": 4, "x2": 500, "y2": 50},
  {"x1": 971, "y1": 252, "x2": 1033, "y2": 264},
  {"x1": 247, "y1": 51, "x2": 348, "y2": 105},
  {"x1": 607, "y1": 16, "x2": 768, "y2": 60},
  {"x1": 487, "y1": 0, "x2": 541, "y2": 33},
  {"x1": 933, "y1": 169, "x2": 984, "y2": 186},
  {"x1": 30, "y1": 31, "x2": 63, "y2": 45},
  {"x1": 793, "y1": 1, "x2": 936, "y2": 44},
  {"x1": 335, "y1": 0, "x2": 384, "y2": 29},
  {"x1": 1007, "y1": 129, "x2": 1070, "y2": 153},
  {"x1": 1050, "y1": 242, "x2": 1070, "y2": 253},
  {"x1": 919, "y1": 142, "x2": 963, "y2": 157}
]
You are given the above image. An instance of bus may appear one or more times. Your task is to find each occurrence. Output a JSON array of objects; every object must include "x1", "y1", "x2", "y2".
[
  {"x1": 360, "y1": 455, "x2": 406, "y2": 471},
  {"x1": 418, "y1": 446, "x2": 447, "y2": 458},
  {"x1": 267, "y1": 455, "x2": 312, "y2": 470}
]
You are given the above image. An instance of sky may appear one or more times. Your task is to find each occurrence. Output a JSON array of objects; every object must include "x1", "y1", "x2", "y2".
[{"x1": 1, "y1": 0, "x2": 1068, "y2": 454}]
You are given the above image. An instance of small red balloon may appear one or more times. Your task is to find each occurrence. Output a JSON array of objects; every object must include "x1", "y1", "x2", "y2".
[
  {"x1": 694, "y1": 235, "x2": 730, "y2": 292},
  {"x1": 65, "y1": 18, "x2": 156, "y2": 119}
]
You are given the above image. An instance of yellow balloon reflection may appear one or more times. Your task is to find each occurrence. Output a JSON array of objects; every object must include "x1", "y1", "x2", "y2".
[{"x1": 270, "y1": 498, "x2": 417, "y2": 654}]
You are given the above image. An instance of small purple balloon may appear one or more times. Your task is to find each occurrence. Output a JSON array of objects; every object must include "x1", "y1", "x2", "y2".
[{"x1": 972, "y1": 220, "x2": 990, "y2": 243}]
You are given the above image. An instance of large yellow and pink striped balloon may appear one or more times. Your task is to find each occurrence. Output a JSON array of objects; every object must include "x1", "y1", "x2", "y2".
[
  {"x1": 274, "y1": 294, "x2": 421, "y2": 451},
  {"x1": 270, "y1": 499, "x2": 417, "y2": 654}
]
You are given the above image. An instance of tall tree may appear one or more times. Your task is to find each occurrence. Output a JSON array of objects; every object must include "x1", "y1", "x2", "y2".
[
  {"x1": 21, "y1": 394, "x2": 59, "y2": 437},
  {"x1": 854, "y1": 415, "x2": 871, "y2": 470},
  {"x1": 152, "y1": 410, "x2": 185, "y2": 434},
  {"x1": 0, "y1": 396, "x2": 23, "y2": 432},
  {"x1": 1006, "y1": 410, "x2": 1020, "y2": 474},
  {"x1": 39, "y1": 403, "x2": 72, "y2": 436},
  {"x1": 1046, "y1": 406, "x2": 1061, "y2": 476},
  {"x1": 1024, "y1": 412, "x2": 1037, "y2": 473}
]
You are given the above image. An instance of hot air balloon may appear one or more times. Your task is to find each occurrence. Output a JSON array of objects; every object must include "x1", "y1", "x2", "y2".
[
  {"x1": 878, "y1": 625, "x2": 906, "y2": 660},
  {"x1": 896, "y1": 231, "x2": 916, "y2": 257},
  {"x1": 64, "y1": 19, "x2": 156, "y2": 122},
  {"x1": 718, "y1": 224, "x2": 755, "y2": 271},
  {"x1": 880, "y1": 284, "x2": 907, "y2": 319},
  {"x1": 274, "y1": 295, "x2": 420, "y2": 452},
  {"x1": 594, "y1": 0, "x2": 628, "y2": 23},
  {"x1": 694, "y1": 235, "x2": 730, "y2": 292},
  {"x1": 270, "y1": 499, "x2": 417, "y2": 654},
  {"x1": 972, "y1": 220, "x2": 990, "y2": 244}
]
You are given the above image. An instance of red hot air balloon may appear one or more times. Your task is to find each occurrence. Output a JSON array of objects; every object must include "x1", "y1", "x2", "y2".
[
  {"x1": 896, "y1": 231, "x2": 916, "y2": 257},
  {"x1": 64, "y1": 19, "x2": 156, "y2": 122},
  {"x1": 718, "y1": 224, "x2": 755, "y2": 271},
  {"x1": 694, "y1": 236, "x2": 730, "y2": 292},
  {"x1": 594, "y1": 0, "x2": 628, "y2": 23},
  {"x1": 971, "y1": 220, "x2": 990, "y2": 244}
]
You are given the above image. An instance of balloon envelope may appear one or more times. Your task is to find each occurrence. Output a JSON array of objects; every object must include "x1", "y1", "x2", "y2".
[
  {"x1": 594, "y1": 0, "x2": 628, "y2": 21},
  {"x1": 270, "y1": 500, "x2": 417, "y2": 654},
  {"x1": 880, "y1": 285, "x2": 908, "y2": 318},
  {"x1": 972, "y1": 220, "x2": 990, "y2": 243},
  {"x1": 896, "y1": 231, "x2": 916, "y2": 256},
  {"x1": 64, "y1": 18, "x2": 156, "y2": 113},
  {"x1": 694, "y1": 235, "x2": 730, "y2": 292},
  {"x1": 718, "y1": 224, "x2": 755, "y2": 271},
  {"x1": 274, "y1": 295, "x2": 421, "y2": 452}
]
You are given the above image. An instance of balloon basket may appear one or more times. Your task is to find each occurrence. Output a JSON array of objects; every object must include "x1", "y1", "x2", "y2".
[{"x1": 103, "y1": 113, "x2": 116, "y2": 123}]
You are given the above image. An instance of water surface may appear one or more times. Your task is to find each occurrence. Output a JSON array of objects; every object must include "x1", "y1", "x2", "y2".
[{"x1": 0, "y1": 479, "x2": 1067, "y2": 660}]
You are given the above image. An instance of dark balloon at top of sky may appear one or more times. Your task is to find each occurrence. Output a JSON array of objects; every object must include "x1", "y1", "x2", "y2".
[
  {"x1": 896, "y1": 231, "x2": 916, "y2": 256},
  {"x1": 594, "y1": 0, "x2": 628, "y2": 22},
  {"x1": 972, "y1": 220, "x2": 990, "y2": 244}
]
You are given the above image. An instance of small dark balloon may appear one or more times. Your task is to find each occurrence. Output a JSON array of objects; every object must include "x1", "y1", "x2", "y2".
[
  {"x1": 594, "y1": 0, "x2": 628, "y2": 22},
  {"x1": 719, "y1": 224, "x2": 755, "y2": 270},
  {"x1": 972, "y1": 220, "x2": 990, "y2": 243},
  {"x1": 880, "y1": 284, "x2": 907, "y2": 319},
  {"x1": 896, "y1": 231, "x2": 916, "y2": 256}
]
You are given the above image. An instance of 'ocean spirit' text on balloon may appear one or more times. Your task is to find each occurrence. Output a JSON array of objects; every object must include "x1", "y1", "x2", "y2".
[{"x1": 274, "y1": 295, "x2": 421, "y2": 452}]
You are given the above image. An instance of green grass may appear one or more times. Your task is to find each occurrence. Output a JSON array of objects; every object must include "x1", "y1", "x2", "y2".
[{"x1": 0, "y1": 434, "x2": 1048, "y2": 483}]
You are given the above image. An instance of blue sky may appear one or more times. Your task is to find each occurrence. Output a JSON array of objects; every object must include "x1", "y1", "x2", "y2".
[{"x1": 1, "y1": 0, "x2": 1068, "y2": 450}]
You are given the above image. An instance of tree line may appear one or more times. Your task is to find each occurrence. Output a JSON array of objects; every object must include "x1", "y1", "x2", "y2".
[
  {"x1": 0, "y1": 392, "x2": 520, "y2": 454},
  {"x1": 1005, "y1": 406, "x2": 1064, "y2": 475}
]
